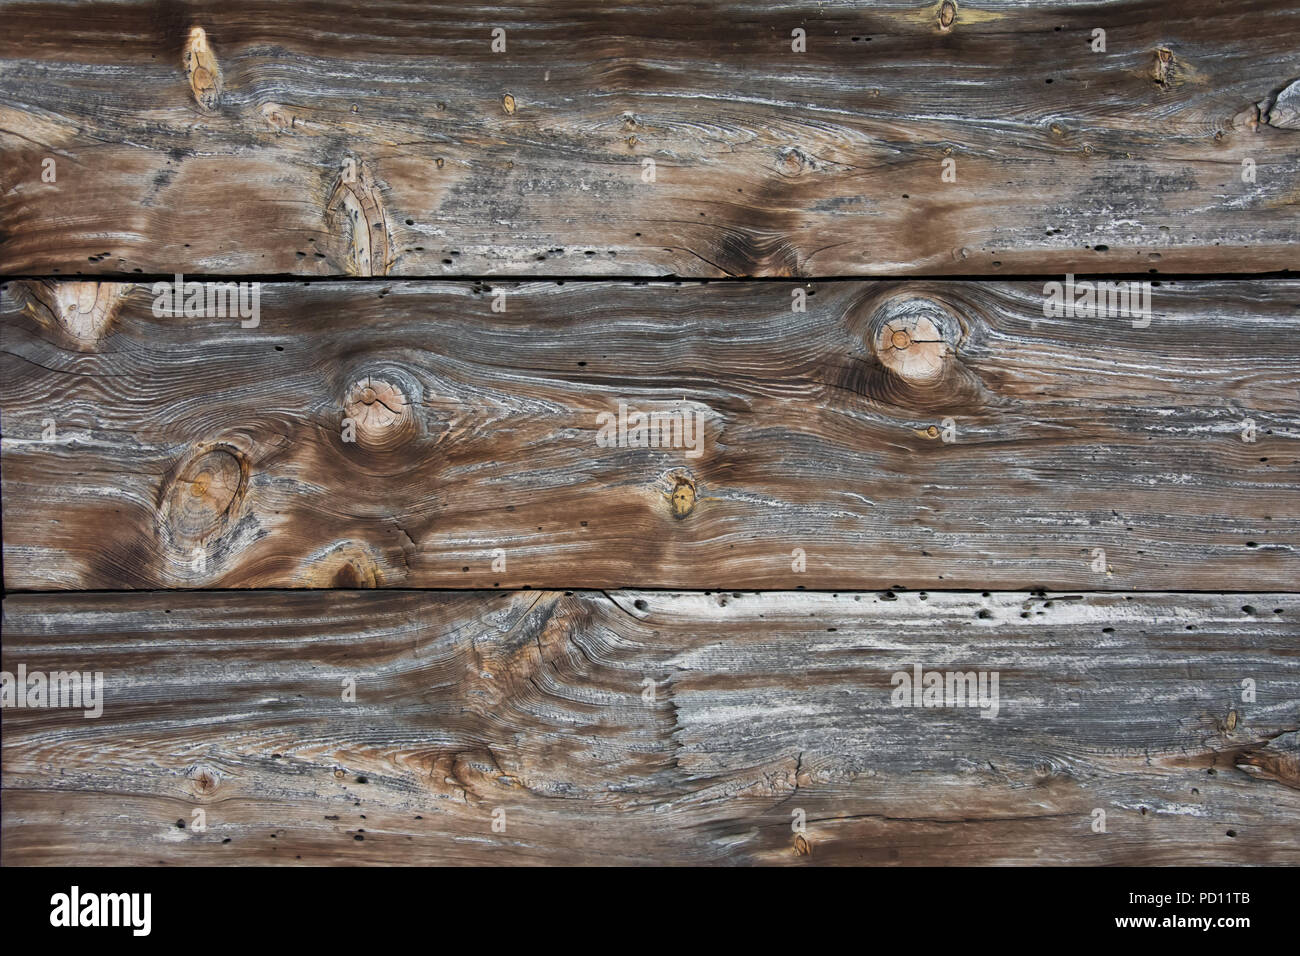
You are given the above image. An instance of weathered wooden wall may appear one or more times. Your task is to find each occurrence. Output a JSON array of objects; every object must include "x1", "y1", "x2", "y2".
[
  {"x1": 4, "y1": 590, "x2": 1298, "y2": 865},
  {"x1": 1, "y1": 0, "x2": 1297, "y2": 277},
  {"x1": 1, "y1": 1, "x2": 1297, "y2": 868}
]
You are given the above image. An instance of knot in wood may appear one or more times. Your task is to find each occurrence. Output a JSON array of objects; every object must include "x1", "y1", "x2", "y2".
[
  {"x1": 1259, "y1": 79, "x2": 1300, "y2": 129},
  {"x1": 301, "y1": 541, "x2": 384, "y2": 588},
  {"x1": 669, "y1": 477, "x2": 697, "y2": 519},
  {"x1": 869, "y1": 296, "x2": 955, "y2": 384},
  {"x1": 938, "y1": 1, "x2": 957, "y2": 31},
  {"x1": 344, "y1": 377, "x2": 413, "y2": 451},
  {"x1": 22, "y1": 280, "x2": 129, "y2": 350},
  {"x1": 777, "y1": 146, "x2": 814, "y2": 174},
  {"x1": 189, "y1": 764, "x2": 221, "y2": 797},
  {"x1": 326, "y1": 158, "x2": 392, "y2": 276},
  {"x1": 1153, "y1": 48, "x2": 1174, "y2": 87},
  {"x1": 183, "y1": 26, "x2": 222, "y2": 111},
  {"x1": 164, "y1": 446, "x2": 247, "y2": 544}
]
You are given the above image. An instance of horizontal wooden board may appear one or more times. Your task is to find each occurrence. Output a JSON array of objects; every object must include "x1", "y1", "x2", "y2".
[
  {"x1": 2, "y1": 589, "x2": 1297, "y2": 865},
  {"x1": 3, "y1": 277, "x2": 1298, "y2": 591},
  {"x1": 1, "y1": 0, "x2": 1298, "y2": 277}
]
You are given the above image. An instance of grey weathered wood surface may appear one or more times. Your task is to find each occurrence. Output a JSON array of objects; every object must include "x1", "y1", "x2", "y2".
[
  {"x1": 1, "y1": 0, "x2": 1298, "y2": 277},
  {"x1": 3, "y1": 277, "x2": 1297, "y2": 591},
  {"x1": 2, "y1": 589, "x2": 1296, "y2": 865},
  {"x1": 3, "y1": 0, "x2": 1298, "y2": 871}
]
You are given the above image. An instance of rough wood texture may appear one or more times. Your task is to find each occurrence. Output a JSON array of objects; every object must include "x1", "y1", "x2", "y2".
[
  {"x1": 1, "y1": 0, "x2": 1298, "y2": 277},
  {"x1": 3, "y1": 277, "x2": 1297, "y2": 591},
  {"x1": 2, "y1": 589, "x2": 1296, "y2": 865}
]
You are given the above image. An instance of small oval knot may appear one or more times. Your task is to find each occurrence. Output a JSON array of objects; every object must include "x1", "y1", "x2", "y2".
[
  {"x1": 343, "y1": 376, "x2": 414, "y2": 451},
  {"x1": 869, "y1": 295, "x2": 958, "y2": 384},
  {"x1": 669, "y1": 476, "x2": 697, "y2": 519},
  {"x1": 164, "y1": 445, "x2": 247, "y2": 543},
  {"x1": 938, "y1": 0, "x2": 958, "y2": 32},
  {"x1": 189, "y1": 764, "x2": 222, "y2": 798}
]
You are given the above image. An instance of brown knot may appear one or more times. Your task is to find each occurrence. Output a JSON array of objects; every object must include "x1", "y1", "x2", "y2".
[
  {"x1": 21, "y1": 280, "x2": 130, "y2": 350},
  {"x1": 183, "y1": 26, "x2": 223, "y2": 111},
  {"x1": 869, "y1": 296, "x2": 956, "y2": 384},
  {"x1": 299, "y1": 541, "x2": 386, "y2": 587},
  {"x1": 344, "y1": 377, "x2": 414, "y2": 451},
  {"x1": 938, "y1": 1, "x2": 957, "y2": 32},
  {"x1": 1153, "y1": 48, "x2": 1174, "y2": 87},
  {"x1": 669, "y1": 476, "x2": 697, "y2": 519},
  {"x1": 326, "y1": 158, "x2": 393, "y2": 276},
  {"x1": 163, "y1": 445, "x2": 247, "y2": 545}
]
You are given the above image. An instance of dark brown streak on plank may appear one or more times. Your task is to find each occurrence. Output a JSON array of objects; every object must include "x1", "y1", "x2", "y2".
[
  {"x1": 2, "y1": 589, "x2": 1297, "y2": 865},
  {"x1": 0, "y1": 0, "x2": 1297, "y2": 276}
]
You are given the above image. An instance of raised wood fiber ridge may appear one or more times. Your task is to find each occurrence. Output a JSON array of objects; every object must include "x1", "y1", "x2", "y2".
[
  {"x1": 3, "y1": 589, "x2": 1297, "y2": 865},
  {"x1": 3, "y1": 277, "x2": 1297, "y2": 591},
  {"x1": 1, "y1": 0, "x2": 1298, "y2": 277}
]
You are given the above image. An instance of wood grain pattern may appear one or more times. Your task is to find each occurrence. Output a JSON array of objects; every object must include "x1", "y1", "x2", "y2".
[
  {"x1": 2, "y1": 0, "x2": 1297, "y2": 873},
  {"x1": 3, "y1": 589, "x2": 1296, "y2": 865},
  {"x1": 3, "y1": 277, "x2": 1297, "y2": 591},
  {"x1": 1, "y1": 0, "x2": 1298, "y2": 277}
]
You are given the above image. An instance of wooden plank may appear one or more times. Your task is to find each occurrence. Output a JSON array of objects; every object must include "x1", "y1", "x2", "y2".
[
  {"x1": 1, "y1": 0, "x2": 1298, "y2": 277},
  {"x1": 3, "y1": 277, "x2": 1298, "y2": 591},
  {"x1": 3, "y1": 589, "x2": 1297, "y2": 865}
]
